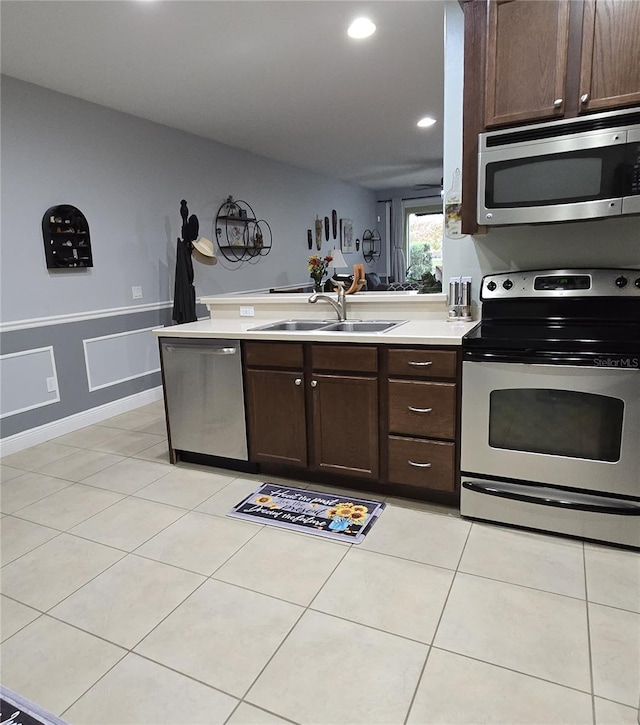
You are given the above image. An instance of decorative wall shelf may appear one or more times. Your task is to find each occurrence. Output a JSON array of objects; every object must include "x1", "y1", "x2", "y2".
[
  {"x1": 362, "y1": 228, "x2": 381, "y2": 263},
  {"x1": 215, "y1": 196, "x2": 272, "y2": 263},
  {"x1": 42, "y1": 205, "x2": 93, "y2": 269}
]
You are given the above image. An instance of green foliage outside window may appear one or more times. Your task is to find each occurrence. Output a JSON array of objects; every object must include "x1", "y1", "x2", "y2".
[{"x1": 406, "y1": 212, "x2": 443, "y2": 281}]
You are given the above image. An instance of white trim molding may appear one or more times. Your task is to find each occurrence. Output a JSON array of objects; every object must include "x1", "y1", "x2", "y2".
[
  {"x1": 0, "y1": 386, "x2": 164, "y2": 457},
  {"x1": 0, "y1": 346, "x2": 60, "y2": 419},
  {"x1": 83, "y1": 327, "x2": 161, "y2": 392},
  {"x1": 0, "y1": 300, "x2": 173, "y2": 334}
]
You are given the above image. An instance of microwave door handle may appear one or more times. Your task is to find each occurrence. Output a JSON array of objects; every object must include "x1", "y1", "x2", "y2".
[{"x1": 481, "y1": 129, "x2": 628, "y2": 164}]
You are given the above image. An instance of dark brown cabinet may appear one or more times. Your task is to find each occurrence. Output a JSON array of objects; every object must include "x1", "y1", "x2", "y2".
[
  {"x1": 579, "y1": 0, "x2": 640, "y2": 113},
  {"x1": 310, "y1": 344, "x2": 379, "y2": 479},
  {"x1": 483, "y1": 0, "x2": 640, "y2": 128},
  {"x1": 244, "y1": 343, "x2": 307, "y2": 467},
  {"x1": 243, "y1": 341, "x2": 460, "y2": 496},
  {"x1": 245, "y1": 368, "x2": 307, "y2": 467},
  {"x1": 244, "y1": 342, "x2": 379, "y2": 480},
  {"x1": 386, "y1": 348, "x2": 459, "y2": 492},
  {"x1": 462, "y1": 0, "x2": 640, "y2": 234},
  {"x1": 484, "y1": 0, "x2": 570, "y2": 128}
]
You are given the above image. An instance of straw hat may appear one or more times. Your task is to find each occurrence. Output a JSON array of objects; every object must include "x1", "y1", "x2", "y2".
[{"x1": 192, "y1": 237, "x2": 218, "y2": 265}]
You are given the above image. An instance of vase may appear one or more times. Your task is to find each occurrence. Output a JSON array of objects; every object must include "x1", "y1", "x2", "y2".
[
  {"x1": 328, "y1": 516, "x2": 350, "y2": 532},
  {"x1": 313, "y1": 281, "x2": 323, "y2": 293}
]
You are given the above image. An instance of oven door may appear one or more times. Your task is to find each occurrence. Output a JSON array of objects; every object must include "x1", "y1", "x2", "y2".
[{"x1": 461, "y1": 361, "x2": 640, "y2": 497}]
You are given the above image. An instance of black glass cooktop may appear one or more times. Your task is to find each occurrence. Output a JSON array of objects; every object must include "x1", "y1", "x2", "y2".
[{"x1": 463, "y1": 320, "x2": 640, "y2": 355}]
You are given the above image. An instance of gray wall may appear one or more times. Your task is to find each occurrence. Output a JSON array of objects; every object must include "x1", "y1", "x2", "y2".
[
  {"x1": 442, "y1": 2, "x2": 640, "y2": 310},
  {"x1": 1, "y1": 76, "x2": 377, "y2": 440}
]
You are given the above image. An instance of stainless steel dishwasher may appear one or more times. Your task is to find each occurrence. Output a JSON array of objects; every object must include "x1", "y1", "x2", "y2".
[{"x1": 160, "y1": 338, "x2": 248, "y2": 460}]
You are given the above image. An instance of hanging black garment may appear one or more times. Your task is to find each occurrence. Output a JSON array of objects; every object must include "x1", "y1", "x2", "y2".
[{"x1": 172, "y1": 200, "x2": 197, "y2": 324}]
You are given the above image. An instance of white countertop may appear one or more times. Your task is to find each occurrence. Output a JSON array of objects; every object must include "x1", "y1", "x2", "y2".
[{"x1": 154, "y1": 291, "x2": 478, "y2": 345}]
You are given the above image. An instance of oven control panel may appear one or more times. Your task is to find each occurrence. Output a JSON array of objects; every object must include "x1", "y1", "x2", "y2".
[{"x1": 481, "y1": 268, "x2": 640, "y2": 300}]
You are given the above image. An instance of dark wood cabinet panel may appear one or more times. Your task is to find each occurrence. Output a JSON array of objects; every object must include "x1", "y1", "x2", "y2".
[
  {"x1": 389, "y1": 380, "x2": 457, "y2": 439},
  {"x1": 244, "y1": 341, "x2": 303, "y2": 368},
  {"x1": 245, "y1": 369, "x2": 307, "y2": 467},
  {"x1": 311, "y1": 345, "x2": 378, "y2": 373},
  {"x1": 388, "y1": 436, "x2": 455, "y2": 491},
  {"x1": 579, "y1": 0, "x2": 640, "y2": 112},
  {"x1": 485, "y1": 0, "x2": 570, "y2": 127},
  {"x1": 387, "y1": 349, "x2": 457, "y2": 380},
  {"x1": 243, "y1": 341, "x2": 461, "y2": 497},
  {"x1": 312, "y1": 373, "x2": 379, "y2": 479}
]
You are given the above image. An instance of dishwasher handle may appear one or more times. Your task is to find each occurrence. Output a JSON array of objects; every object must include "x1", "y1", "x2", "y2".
[{"x1": 163, "y1": 344, "x2": 238, "y2": 355}]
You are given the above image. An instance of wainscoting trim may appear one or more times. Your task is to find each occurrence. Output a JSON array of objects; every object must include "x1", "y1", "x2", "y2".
[
  {"x1": 0, "y1": 346, "x2": 60, "y2": 419},
  {"x1": 0, "y1": 386, "x2": 164, "y2": 456}
]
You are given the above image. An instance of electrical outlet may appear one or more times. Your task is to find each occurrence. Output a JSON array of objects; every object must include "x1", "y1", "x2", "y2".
[
  {"x1": 132, "y1": 286, "x2": 143, "y2": 299},
  {"x1": 46, "y1": 377, "x2": 57, "y2": 393},
  {"x1": 239, "y1": 306, "x2": 255, "y2": 317}
]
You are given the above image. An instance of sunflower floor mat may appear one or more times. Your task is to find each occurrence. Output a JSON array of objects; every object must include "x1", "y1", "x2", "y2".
[{"x1": 226, "y1": 483, "x2": 385, "y2": 544}]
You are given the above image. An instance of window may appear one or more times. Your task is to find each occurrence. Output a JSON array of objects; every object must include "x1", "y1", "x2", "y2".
[{"x1": 404, "y1": 204, "x2": 443, "y2": 281}]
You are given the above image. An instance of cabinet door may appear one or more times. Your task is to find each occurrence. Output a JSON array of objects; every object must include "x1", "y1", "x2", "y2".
[
  {"x1": 579, "y1": 0, "x2": 640, "y2": 113},
  {"x1": 245, "y1": 369, "x2": 307, "y2": 467},
  {"x1": 312, "y1": 374, "x2": 379, "y2": 479},
  {"x1": 485, "y1": 0, "x2": 570, "y2": 127}
]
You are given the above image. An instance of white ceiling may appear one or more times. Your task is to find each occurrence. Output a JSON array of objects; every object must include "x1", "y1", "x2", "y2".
[{"x1": 1, "y1": 0, "x2": 445, "y2": 191}]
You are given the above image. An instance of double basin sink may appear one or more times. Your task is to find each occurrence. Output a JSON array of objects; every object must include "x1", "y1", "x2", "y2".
[{"x1": 249, "y1": 319, "x2": 408, "y2": 334}]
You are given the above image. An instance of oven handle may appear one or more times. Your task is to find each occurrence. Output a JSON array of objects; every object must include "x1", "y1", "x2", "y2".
[
  {"x1": 462, "y1": 350, "x2": 617, "y2": 365},
  {"x1": 462, "y1": 480, "x2": 640, "y2": 515}
]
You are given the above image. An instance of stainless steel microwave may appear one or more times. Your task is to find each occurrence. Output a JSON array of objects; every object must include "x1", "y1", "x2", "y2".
[{"x1": 478, "y1": 107, "x2": 640, "y2": 226}]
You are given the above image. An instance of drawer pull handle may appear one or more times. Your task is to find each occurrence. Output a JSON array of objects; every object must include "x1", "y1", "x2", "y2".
[
  {"x1": 408, "y1": 360, "x2": 433, "y2": 367},
  {"x1": 408, "y1": 460, "x2": 432, "y2": 468},
  {"x1": 408, "y1": 406, "x2": 433, "y2": 414}
]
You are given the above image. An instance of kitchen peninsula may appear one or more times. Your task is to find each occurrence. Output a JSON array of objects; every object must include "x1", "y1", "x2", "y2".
[{"x1": 154, "y1": 291, "x2": 477, "y2": 502}]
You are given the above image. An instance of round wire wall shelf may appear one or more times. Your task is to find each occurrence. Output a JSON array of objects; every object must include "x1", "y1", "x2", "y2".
[
  {"x1": 215, "y1": 196, "x2": 272, "y2": 263},
  {"x1": 362, "y1": 228, "x2": 381, "y2": 263}
]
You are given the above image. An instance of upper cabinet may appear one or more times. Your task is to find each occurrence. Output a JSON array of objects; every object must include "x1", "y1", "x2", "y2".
[
  {"x1": 579, "y1": 0, "x2": 640, "y2": 113},
  {"x1": 484, "y1": 0, "x2": 570, "y2": 127},
  {"x1": 461, "y1": 0, "x2": 640, "y2": 233}
]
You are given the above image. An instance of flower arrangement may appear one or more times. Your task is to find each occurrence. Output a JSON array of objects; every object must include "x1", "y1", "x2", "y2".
[
  {"x1": 325, "y1": 501, "x2": 369, "y2": 532},
  {"x1": 308, "y1": 254, "x2": 333, "y2": 290}
]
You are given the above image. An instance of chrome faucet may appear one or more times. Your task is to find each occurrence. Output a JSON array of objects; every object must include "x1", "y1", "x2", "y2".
[{"x1": 308, "y1": 281, "x2": 347, "y2": 321}]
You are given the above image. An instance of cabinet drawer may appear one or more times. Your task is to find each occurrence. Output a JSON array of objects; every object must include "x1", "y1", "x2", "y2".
[
  {"x1": 244, "y1": 341, "x2": 303, "y2": 368},
  {"x1": 311, "y1": 345, "x2": 378, "y2": 373},
  {"x1": 388, "y1": 349, "x2": 457, "y2": 379},
  {"x1": 389, "y1": 380, "x2": 456, "y2": 439},
  {"x1": 388, "y1": 436, "x2": 455, "y2": 491}
]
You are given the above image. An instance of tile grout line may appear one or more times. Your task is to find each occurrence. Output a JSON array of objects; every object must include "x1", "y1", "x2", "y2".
[
  {"x1": 0, "y1": 524, "x2": 65, "y2": 567},
  {"x1": 401, "y1": 517, "x2": 475, "y2": 725},
  {"x1": 223, "y1": 701, "x2": 301, "y2": 725},
  {"x1": 455, "y1": 567, "x2": 591, "y2": 605},
  {"x1": 429, "y1": 643, "x2": 598, "y2": 699},
  {"x1": 582, "y1": 540, "x2": 598, "y2": 725},
  {"x1": 236, "y1": 540, "x2": 353, "y2": 712},
  {"x1": 6, "y1": 426, "x2": 637, "y2": 720}
]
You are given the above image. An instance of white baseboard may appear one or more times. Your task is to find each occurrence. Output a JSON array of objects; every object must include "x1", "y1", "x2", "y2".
[{"x1": 0, "y1": 386, "x2": 164, "y2": 457}]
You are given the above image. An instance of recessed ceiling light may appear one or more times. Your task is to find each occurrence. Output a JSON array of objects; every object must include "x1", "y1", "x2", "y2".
[
  {"x1": 417, "y1": 117, "x2": 437, "y2": 128},
  {"x1": 348, "y1": 17, "x2": 376, "y2": 39}
]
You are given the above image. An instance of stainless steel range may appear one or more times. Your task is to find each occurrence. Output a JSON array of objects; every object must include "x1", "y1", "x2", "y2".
[{"x1": 461, "y1": 268, "x2": 640, "y2": 548}]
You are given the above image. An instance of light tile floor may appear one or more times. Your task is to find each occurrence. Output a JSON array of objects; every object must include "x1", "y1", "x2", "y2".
[{"x1": 1, "y1": 400, "x2": 639, "y2": 725}]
